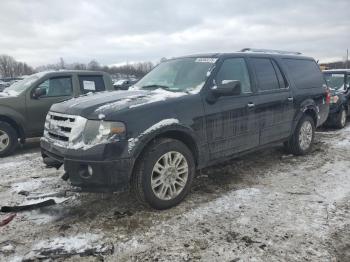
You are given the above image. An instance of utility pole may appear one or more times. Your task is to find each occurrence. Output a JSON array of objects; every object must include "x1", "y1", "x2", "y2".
[{"x1": 347, "y1": 48, "x2": 349, "y2": 69}]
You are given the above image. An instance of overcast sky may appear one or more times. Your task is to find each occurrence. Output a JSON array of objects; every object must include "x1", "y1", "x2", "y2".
[{"x1": 0, "y1": 0, "x2": 349, "y2": 67}]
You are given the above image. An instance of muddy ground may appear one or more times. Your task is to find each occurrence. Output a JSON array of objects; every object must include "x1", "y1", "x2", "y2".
[{"x1": 0, "y1": 124, "x2": 349, "y2": 262}]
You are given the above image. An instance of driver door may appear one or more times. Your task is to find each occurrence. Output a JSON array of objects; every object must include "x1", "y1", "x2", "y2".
[
  {"x1": 26, "y1": 76, "x2": 73, "y2": 136},
  {"x1": 203, "y1": 57, "x2": 259, "y2": 160}
]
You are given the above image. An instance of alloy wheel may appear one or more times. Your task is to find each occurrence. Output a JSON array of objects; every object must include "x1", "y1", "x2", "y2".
[
  {"x1": 151, "y1": 151, "x2": 189, "y2": 200},
  {"x1": 0, "y1": 130, "x2": 10, "y2": 152},
  {"x1": 299, "y1": 121, "x2": 313, "y2": 151}
]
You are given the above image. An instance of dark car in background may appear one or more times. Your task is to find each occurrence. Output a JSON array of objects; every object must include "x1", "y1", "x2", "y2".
[
  {"x1": 0, "y1": 80, "x2": 7, "y2": 92},
  {"x1": 0, "y1": 77, "x2": 23, "y2": 92},
  {"x1": 113, "y1": 79, "x2": 138, "y2": 90},
  {"x1": 41, "y1": 49, "x2": 329, "y2": 209},
  {"x1": 323, "y1": 69, "x2": 350, "y2": 128}
]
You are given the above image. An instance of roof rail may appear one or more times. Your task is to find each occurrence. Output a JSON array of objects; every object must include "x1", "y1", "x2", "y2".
[{"x1": 240, "y1": 48, "x2": 302, "y2": 55}]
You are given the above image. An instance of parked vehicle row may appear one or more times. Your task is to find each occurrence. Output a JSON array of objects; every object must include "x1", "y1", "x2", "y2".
[
  {"x1": 40, "y1": 49, "x2": 330, "y2": 209},
  {"x1": 323, "y1": 69, "x2": 350, "y2": 128},
  {"x1": 0, "y1": 70, "x2": 114, "y2": 156}
]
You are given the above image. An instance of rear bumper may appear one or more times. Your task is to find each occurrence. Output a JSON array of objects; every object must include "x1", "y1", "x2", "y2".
[{"x1": 41, "y1": 138, "x2": 134, "y2": 192}]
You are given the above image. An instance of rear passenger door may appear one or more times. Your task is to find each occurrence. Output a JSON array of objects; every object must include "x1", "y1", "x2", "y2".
[
  {"x1": 78, "y1": 75, "x2": 106, "y2": 94},
  {"x1": 249, "y1": 57, "x2": 295, "y2": 145},
  {"x1": 204, "y1": 57, "x2": 260, "y2": 160}
]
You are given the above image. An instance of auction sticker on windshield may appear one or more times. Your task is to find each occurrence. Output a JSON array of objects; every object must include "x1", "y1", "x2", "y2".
[{"x1": 195, "y1": 58, "x2": 217, "y2": 63}]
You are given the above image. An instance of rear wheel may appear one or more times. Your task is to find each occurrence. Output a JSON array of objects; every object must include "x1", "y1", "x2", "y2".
[
  {"x1": 285, "y1": 115, "x2": 315, "y2": 156},
  {"x1": 0, "y1": 121, "x2": 18, "y2": 157},
  {"x1": 334, "y1": 107, "x2": 347, "y2": 129},
  {"x1": 132, "y1": 138, "x2": 195, "y2": 210}
]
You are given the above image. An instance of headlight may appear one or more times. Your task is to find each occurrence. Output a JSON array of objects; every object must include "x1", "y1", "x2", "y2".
[
  {"x1": 330, "y1": 95, "x2": 339, "y2": 104},
  {"x1": 83, "y1": 120, "x2": 126, "y2": 144}
]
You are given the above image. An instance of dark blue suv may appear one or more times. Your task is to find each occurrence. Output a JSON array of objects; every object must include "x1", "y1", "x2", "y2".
[{"x1": 41, "y1": 49, "x2": 330, "y2": 209}]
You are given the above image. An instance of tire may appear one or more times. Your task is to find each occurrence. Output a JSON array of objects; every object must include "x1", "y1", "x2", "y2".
[
  {"x1": 334, "y1": 107, "x2": 347, "y2": 129},
  {"x1": 132, "y1": 138, "x2": 195, "y2": 210},
  {"x1": 285, "y1": 115, "x2": 315, "y2": 156},
  {"x1": 0, "y1": 121, "x2": 18, "y2": 157}
]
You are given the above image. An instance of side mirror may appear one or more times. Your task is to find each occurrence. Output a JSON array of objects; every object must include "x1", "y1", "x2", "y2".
[
  {"x1": 211, "y1": 80, "x2": 241, "y2": 97},
  {"x1": 32, "y1": 87, "x2": 47, "y2": 98}
]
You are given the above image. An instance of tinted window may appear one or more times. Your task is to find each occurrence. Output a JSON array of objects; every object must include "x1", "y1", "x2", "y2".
[
  {"x1": 251, "y1": 58, "x2": 280, "y2": 91},
  {"x1": 284, "y1": 59, "x2": 324, "y2": 88},
  {"x1": 271, "y1": 60, "x2": 288, "y2": 89},
  {"x1": 215, "y1": 58, "x2": 252, "y2": 93},
  {"x1": 37, "y1": 77, "x2": 72, "y2": 97},
  {"x1": 79, "y1": 75, "x2": 105, "y2": 93}
]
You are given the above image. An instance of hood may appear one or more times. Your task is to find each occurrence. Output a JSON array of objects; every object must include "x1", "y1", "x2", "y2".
[
  {"x1": 50, "y1": 89, "x2": 187, "y2": 119},
  {"x1": 329, "y1": 86, "x2": 346, "y2": 96},
  {"x1": 0, "y1": 90, "x2": 20, "y2": 98}
]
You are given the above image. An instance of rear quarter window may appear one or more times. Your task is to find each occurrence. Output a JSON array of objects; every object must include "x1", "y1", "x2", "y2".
[
  {"x1": 78, "y1": 75, "x2": 105, "y2": 93},
  {"x1": 283, "y1": 59, "x2": 325, "y2": 89}
]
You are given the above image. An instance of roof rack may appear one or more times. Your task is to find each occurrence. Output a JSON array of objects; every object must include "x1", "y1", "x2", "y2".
[{"x1": 240, "y1": 48, "x2": 302, "y2": 55}]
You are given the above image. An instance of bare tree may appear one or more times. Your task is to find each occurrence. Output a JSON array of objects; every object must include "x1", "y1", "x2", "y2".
[
  {"x1": 59, "y1": 57, "x2": 65, "y2": 69},
  {"x1": 0, "y1": 54, "x2": 34, "y2": 78},
  {"x1": 87, "y1": 60, "x2": 101, "y2": 71}
]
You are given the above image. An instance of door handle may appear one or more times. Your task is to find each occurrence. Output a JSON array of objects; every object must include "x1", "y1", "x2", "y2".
[
  {"x1": 287, "y1": 97, "x2": 294, "y2": 102},
  {"x1": 247, "y1": 102, "x2": 255, "y2": 108}
]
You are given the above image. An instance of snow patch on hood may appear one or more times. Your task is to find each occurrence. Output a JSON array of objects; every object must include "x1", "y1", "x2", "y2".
[
  {"x1": 0, "y1": 90, "x2": 19, "y2": 97},
  {"x1": 94, "y1": 94, "x2": 143, "y2": 113},
  {"x1": 128, "y1": 118, "x2": 179, "y2": 153},
  {"x1": 129, "y1": 89, "x2": 186, "y2": 109}
]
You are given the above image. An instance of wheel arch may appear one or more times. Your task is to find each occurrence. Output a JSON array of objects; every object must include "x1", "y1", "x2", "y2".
[
  {"x1": 129, "y1": 125, "x2": 200, "y2": 183},
  {"x1": 303, "y1": 108, "x2": 318, "y2": 126},
  {"x1": 0, "y1": 115, "x2": 24, "y2": 139},
  {"x1": 290, "y1": 103, "x2": 318, "y2": 136},
  {"x1": 132, "y1": 126, "x2": 199, "y2": 165}
]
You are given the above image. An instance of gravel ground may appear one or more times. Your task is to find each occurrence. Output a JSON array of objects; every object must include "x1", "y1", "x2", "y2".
[{"x1": 0, "y1": 124, "x2": 349, "y2": 262}]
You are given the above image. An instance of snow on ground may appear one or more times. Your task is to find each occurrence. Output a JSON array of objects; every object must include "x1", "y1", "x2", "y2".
[{"x1": 0, "y1": 125, "x2": 350, "y2": 261}]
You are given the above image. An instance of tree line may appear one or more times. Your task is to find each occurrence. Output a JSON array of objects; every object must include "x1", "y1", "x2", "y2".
[
  {"x1": 35, "y1": 57, "x2": 155, "y2": 78},
  {"x1": 0, "y1": 55, "x2": 155, "y2": 79},
  {"x1": 0, "y1": 55, "x2": 35, "y2": 78}
]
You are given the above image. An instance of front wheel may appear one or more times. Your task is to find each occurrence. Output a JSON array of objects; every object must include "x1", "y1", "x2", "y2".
[
  {"x1": 285, "y1": 115, "x2": 315, "y2": 156},
  {"x1": 0, "y1": 121, "x2": 18, "y2": 157},
  {"x1": 335, "y1": 107, "x2": 347, "y2": 129},
  {"x1": 132, "y1": 138, "x2": 195, "y2": 210}
]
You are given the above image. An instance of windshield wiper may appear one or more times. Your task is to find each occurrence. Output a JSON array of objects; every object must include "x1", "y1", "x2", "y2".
[{"x1": 141, "y1": 84, "x2": 171, "y2": 90}]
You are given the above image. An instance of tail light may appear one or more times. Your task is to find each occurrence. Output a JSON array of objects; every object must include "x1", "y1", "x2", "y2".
[{"x1": 325, "y1": 86, "x2": 331, "y2": 104}]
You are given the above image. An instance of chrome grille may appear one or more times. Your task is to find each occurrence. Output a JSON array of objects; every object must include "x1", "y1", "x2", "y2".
[{"x1": 44, "y1": 112, "x2": 86, "y2": 146}]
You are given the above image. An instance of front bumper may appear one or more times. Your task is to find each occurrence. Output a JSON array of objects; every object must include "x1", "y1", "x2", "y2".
[
  {"x1": 41, "y1": 138, "x2": 134, "y2": 192},
  {"x1": 325, "y1": 103, "x2": 343, "y2": 125}
]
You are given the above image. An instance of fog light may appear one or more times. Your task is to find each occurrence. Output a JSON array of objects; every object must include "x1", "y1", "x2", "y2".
[
  {"x1": 87, "y1": 165, "x2": 93, "y2": 176},
  {"x1": 79, "y1": 165, "x2": 93, "y2": 179}
]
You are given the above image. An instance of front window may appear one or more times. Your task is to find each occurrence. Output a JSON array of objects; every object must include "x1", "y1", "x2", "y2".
[
  {"x1": 135, "y1": 57, "x2": 217, "y2": 93},
  {"x1": 323, "y1": 73, "x2": 345, "y2": 91},
  {"x1": 37, "y1": 77, "x2": 73, "y2": 97}
]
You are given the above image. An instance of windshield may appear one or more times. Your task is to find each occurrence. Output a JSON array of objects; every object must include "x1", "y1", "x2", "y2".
[
  {"x1": 135, "y1": 57, "x2": 217, "y2": 92},
  {"x1": 324, "y1": 73, "x2": 345, "y2": 90},
  {"x1": 5, "y1": 74, "x2": 41, "y2": 94}
]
